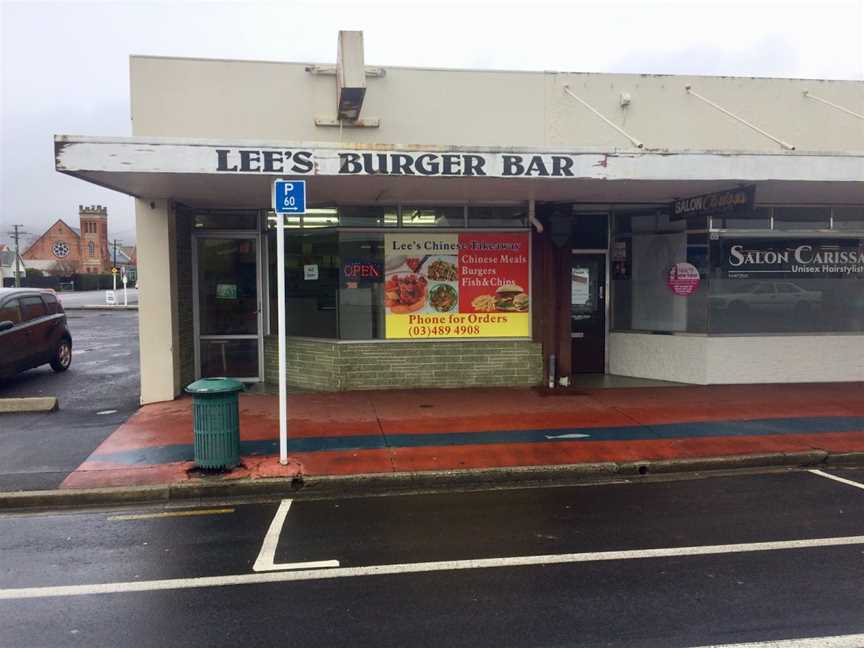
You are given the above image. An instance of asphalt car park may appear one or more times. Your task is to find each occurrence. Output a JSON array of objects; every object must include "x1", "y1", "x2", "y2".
[
  {"x1": 2, "y1": 468, "x2": 864, "y2": 647},
  {"x1": 0, "y1": 309, "x2": 140, "y2": 490}
]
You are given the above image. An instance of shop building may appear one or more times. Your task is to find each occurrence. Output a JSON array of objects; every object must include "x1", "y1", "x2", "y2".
[{"x1": 55, "y1": 32, "x2": 864, "y2": 404}]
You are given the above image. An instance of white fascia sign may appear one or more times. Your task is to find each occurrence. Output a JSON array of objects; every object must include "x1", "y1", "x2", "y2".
[{"x1": 55, "y1": 137, "x2": 864, "y2": 183}]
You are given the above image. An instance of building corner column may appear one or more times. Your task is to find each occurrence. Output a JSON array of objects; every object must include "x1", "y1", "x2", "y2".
[{"x1": 135, "y1": 198, "x2": 181, "y2": 404}]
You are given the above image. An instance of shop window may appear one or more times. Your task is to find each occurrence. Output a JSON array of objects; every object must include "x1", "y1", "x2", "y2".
[
  {"x1": 401, "y1": 206, "x2": 465, "y2": 228},
  {"x1": 338, "y1": 206, "x2": 398, "y2": 227},
  {"x1": 833, "y1": 206, "x2": 864, "y2": 231},
  {"x1": 301, "y1": 208, "x2": 339, "y2": 229},
  {"x1": 197, "y1": 239, "x2": 259, "y2": 337},
  {"x1": 200, "y1": 339, "x2": 259, "y2": 379},
  {"x1": 269, "y1": 208, "x2": 531, "y2": 340},
  {"x1": 707, "y1": 237, "x2": 864, "y2": 334},
  {"x1": 712, "y1": 207, "x2": 772, "y2": 230},
  {"x1": 467, "y1": 206, "x2": 527, "y2": 228},
  {"x1": 572, "y1": 213, "x2": 609, "y2": 249},
  {"x1": 339, "y1": 232, "x2": 386, "y2": 339},
  {"x1": 268, "y1": 230, "x2": 338, "y2": 338},
  {"x1": 611, "y1": 209, "x2": 708, "y2": 333},
  {"x1": 193, "y1": 210, "x2": 259, "y2": 230},
  {"x1": 614, "y1": 212, "x2": 632, "y2": 235},
  {"x1": 265, "y1": 211, "x2": 301, "y2": 230},
  {"x1": 773, "y1": 206, "x2": 830, "y2": 230},
  {"x1": 630, "y1": 211, "x2": 685, "y2": 234}
]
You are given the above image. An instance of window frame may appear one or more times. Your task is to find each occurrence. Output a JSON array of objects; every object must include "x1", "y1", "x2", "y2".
[{"x1": 270, "y1": 218, "x2": 532, "y2": 343}]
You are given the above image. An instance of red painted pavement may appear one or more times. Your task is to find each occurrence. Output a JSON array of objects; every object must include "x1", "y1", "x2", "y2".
[{"x1": 60, "y1": 382, "x2": 864, "y2": 490}]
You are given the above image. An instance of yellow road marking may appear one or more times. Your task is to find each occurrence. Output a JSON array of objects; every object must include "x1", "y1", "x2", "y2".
[{"x1": 108, "y1": 508, "x2": 235, "y2": 521}]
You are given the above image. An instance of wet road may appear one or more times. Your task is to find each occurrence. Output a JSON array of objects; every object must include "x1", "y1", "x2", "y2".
[
  {"x1": 58, "y1": 289, "x2": 139, "y2": 308},
  {"x1": 2, "y1": 468, "x2": 864, "y2": 647},
  {"x1": 0, "y1": 310, "x2": 140, "y2": 490}
]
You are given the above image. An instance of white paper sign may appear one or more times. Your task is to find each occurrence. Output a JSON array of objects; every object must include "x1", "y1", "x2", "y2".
[
  {"x1": 571, "y1": 268, "x2": 590, "y2": 305},
  {"x1": 304, "y1": 264, "x2": 319, "y2": 281}
]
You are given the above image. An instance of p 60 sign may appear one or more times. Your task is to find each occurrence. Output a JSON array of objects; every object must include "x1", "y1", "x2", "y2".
[{"x1": 273, "y1": 180, "x2": 306, "y2": 214}]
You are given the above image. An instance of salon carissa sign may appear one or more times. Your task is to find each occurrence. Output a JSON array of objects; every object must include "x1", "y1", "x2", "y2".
[
  {"x1": 723, "y1": 239, "x2": 864, "y2": 278},
  {"x1": 673, "y1": 185, "x2": 756, "y2": 218},
  {"x1": 215, "y1": 148, "x2": 589, "y2": 177}
]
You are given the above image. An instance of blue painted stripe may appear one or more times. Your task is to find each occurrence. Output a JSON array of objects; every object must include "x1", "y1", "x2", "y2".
[{"x1": 88, "y1": 415, "x2": 864, "y2": 466}]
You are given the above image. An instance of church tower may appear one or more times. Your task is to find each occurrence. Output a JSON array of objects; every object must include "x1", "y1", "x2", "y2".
[{"x1": 79, "y1": 204, "x2": 109, "y2": 273}]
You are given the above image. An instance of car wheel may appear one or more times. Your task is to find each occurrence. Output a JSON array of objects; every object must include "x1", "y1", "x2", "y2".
[{"x1": 50, "y1": 339, "x2": 72, "y2": 372}]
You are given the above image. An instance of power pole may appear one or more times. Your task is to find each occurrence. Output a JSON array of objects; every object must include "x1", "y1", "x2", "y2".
[
  {"x1": 112, "y1": 239, "x2": 121, "y2": 293},
  {"x1": 7, "y1": 225, "x2": 26, "y2": 288}
]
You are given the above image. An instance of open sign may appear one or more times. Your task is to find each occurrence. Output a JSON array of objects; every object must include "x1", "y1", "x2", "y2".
[{"x1": 342, "y1": 260, "x2": 383, "y2": 284}]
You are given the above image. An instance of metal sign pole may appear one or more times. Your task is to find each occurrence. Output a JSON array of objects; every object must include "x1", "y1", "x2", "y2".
[
  {"x1": 276, "y1": 187, "x2": 288, "y2": 466},
  {"x1": 273, "y1": 178, "x2": 305, "y2": 467}
]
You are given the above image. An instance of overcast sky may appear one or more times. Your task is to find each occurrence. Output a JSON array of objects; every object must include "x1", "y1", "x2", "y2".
[{"x1": 1, "y1": 0, "x2": 862, "y2": 247}]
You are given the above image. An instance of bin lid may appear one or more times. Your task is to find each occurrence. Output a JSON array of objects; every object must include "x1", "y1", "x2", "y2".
[{"x1": 185, "y1": 378, "x2": 246, "y2": 394}]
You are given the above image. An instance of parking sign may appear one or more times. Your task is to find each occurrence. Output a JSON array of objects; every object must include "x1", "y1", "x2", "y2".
[{"x1": 273, "y1": 180, "x2": 306, "y2": 214}]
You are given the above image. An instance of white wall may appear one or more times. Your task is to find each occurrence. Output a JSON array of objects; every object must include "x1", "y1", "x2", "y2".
[
  {"x1": 135, "y1": 198, "x2": 180, "y2": 404},
  {"x1": 609, "y1": 333, "x2": 708, "y2": 383},
  {"x1": 705, "y1": 335, "x2": 864, "y2": 383},
  {"x1": 610, "y1": 332, "x2": 864, "y2": 384},
  {"x1": 129, "y1": 56, "x2": 864, "y2": 153}
]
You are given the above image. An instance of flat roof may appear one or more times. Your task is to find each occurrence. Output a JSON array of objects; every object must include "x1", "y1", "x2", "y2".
[{"x1": 127, "y1": 54, "x2": 864, "y2": 84}]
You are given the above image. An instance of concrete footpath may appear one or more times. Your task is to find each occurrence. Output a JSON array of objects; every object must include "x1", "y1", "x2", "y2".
[{"x1": 0, "y1": 381, "x2": 859, "y2": 508}]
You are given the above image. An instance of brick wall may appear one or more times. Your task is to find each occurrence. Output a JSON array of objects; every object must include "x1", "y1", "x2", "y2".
[
  {"x1": 265, "y1": 337, "x2": 543, "y2": 391},
  {"x1": 22, "y1": 220, "x2": 82, "y2": 273},
  {"x1": 264, "y1": 337, "x2": 339, "y2": 391}
]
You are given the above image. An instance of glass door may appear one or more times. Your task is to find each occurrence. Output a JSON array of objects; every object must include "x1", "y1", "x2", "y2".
[
  {"x1": 194, "y1": 235, "x2": 262, "y2": 381},
  {"x1": 571, "y1": 254, "x2": 606, "y2": 374}
]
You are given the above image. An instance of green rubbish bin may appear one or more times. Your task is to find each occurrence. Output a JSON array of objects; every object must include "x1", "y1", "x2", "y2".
[{"x1": 185, "y1": 378, "x2": 245, "y2": 470}]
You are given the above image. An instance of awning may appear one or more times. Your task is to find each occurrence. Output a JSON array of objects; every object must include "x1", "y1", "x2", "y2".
[{"x1": 55, "y1": 135, "x2": 864, "y2": 207}]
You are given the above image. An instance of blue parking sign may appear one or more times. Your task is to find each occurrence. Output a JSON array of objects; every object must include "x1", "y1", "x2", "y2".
[{"x1": 274, "y1": 180, "x2": 306, "y2": 214}]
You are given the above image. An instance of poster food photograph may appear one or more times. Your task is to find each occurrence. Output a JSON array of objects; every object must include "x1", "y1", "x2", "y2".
[{"x1": 384, "y1": 232, "x2": 530, "y2": 339}]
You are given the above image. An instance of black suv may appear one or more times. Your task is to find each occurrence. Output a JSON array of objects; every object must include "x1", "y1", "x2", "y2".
[{"x1": 0, "y1": 288, "x2": 72, "y2": 378}]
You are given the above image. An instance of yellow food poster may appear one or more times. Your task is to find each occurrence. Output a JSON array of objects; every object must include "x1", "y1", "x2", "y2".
[{"x1": 384, "y1": 232, "x2": 530, "y2": 339}]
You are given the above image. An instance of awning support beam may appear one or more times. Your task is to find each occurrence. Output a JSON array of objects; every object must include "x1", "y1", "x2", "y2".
[
  {"x1": 803, "y1": 90, "x2": 864, "y2": 121},
  {"x1": 562, "y1": 86, "x2": 645, "y2": 149},
  {"x1": 685, "y1": 85, "x2": 796, "y2": 150}
]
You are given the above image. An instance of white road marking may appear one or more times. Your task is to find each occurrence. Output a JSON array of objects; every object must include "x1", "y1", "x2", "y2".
[
  {"x1": 2, "y1": 534, "x2": 864, "y2": 600},
  {"x1": 96, "y1": 410, "x2": 117, "y2": 416},
  {"x1": 688, "y1": 633, "x2": 864, "y2": 647},
  {"x1": 252, "y1": 499, "x2": 340, "y2": 573},
  {"x1": 544, "y1": 433, "x2": 591, "y2": 439},
  {"x1": 808, "y1": 469, "x2": 864, "y2": 492}
]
